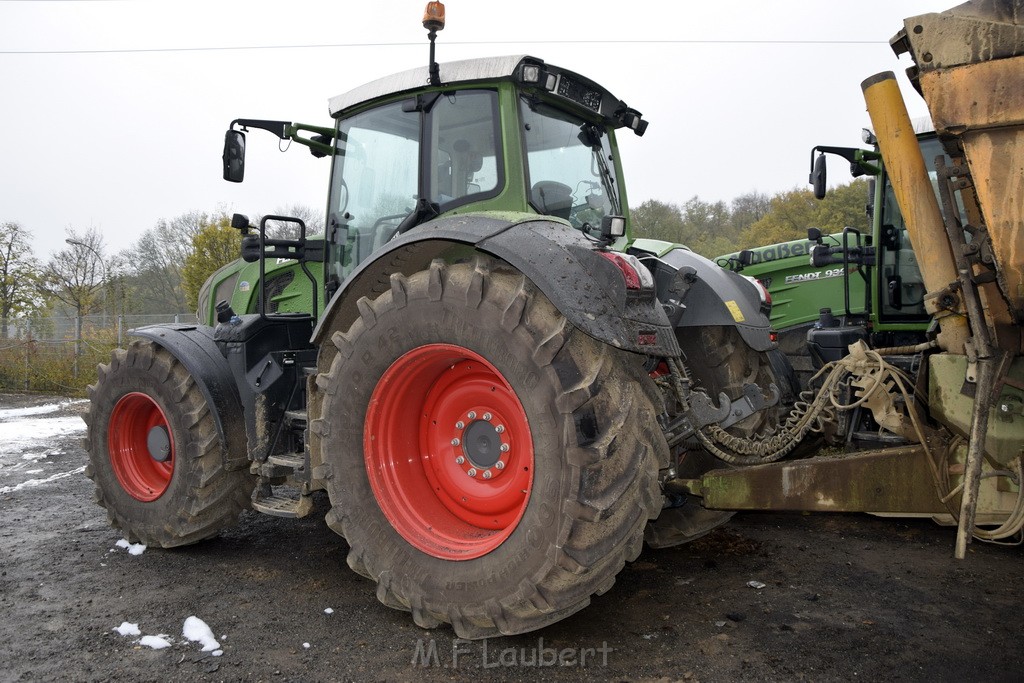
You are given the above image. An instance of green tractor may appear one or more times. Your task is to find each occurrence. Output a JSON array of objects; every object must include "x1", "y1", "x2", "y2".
[
  {"x1": 716, "y1": 128, "x2": 940, "y2": 396},
  {"x1": 83, "y1": 5, "x2": 793, "y2": 638}
]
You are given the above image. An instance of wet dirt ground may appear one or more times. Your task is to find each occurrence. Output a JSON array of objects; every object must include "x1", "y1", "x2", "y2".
[{"x1": 1, "y1": 392, "x2": 1021, "y2": 682}]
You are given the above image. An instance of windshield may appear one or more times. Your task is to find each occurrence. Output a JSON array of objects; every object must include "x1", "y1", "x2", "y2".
[{"x1": 520, "y1": 97, "x2": 621, "y2": 231}]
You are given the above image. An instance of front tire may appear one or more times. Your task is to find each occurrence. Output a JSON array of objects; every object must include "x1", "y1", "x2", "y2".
[
  {"x1": 84, "y1": 340, "x2": 254, "y2": 547},
  {"x1": 314, "y1": 257, "x2": 666, "y2": 638}
]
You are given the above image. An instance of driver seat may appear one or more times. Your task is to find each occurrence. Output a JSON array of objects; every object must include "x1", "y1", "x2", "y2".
[{"x1": 531, "y1": 181, "x2": 573, "y2": 220}]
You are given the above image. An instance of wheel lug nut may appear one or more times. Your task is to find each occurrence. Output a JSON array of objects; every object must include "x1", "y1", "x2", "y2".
[
  {"x1": 467, "y1": 468, "x2": 477, "y2": 477},
  {"x1": 482, "y1": 470, "x2": 492, "y2": 479},
  {"x1": 495, "y1": 460, "x2": 505, "y2": 470},
  {"x1": 451, "y1": 438, "x2": 460, "y2": 446},
  {"x1": 467, "y1": 411, "x2": 477, "y2": 420},
  {"x1": 482, "y1": 412, "x2": 492, "y2": 421},
  {"x1": 456, "y1": 421, "x2": 465, "y2": 430},
  {"x1": 455, "y1": 456, "x2": 465, "y2": 465},
  {"x1": 495, "y1": 425, "x2": 504, "y2": 433},
  {"x1": 499, "y1": 443, "x2": 510, "y2": 453}
]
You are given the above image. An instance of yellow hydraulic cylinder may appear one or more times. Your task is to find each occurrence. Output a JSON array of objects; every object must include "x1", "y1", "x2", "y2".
[{"x1": 862, "y1": 72, "x2": 969, "y2": 355}]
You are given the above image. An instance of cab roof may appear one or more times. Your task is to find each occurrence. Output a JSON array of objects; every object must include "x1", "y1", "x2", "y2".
[{"x1": 329, "y1": 55, "x2": 535, "y2": 117}]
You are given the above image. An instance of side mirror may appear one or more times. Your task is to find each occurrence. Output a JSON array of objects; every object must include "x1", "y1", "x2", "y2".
[
  {"x1": 222, "y1": 130, "x2": 246, "y2": 183},
  {"x1": 810, "y1": 153, "x2": 827, "y2": 200}
]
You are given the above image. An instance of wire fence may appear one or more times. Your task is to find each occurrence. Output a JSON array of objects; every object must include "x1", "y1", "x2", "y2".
[{"x1": 0, "y1": 313, "x2": 194, "y2": 396}]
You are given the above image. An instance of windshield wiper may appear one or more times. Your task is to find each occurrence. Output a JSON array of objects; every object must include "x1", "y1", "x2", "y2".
[{"x1": 579, "y1": 124, "x2": 620, "y2": 214}]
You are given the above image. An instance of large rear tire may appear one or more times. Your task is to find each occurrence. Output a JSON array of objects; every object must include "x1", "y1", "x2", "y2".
[
  {"x1": 314, "y1": 257, "x2": 665, "y2": 638},
  {"x1": 84, "y1": 340, "x2": 254, "y2": 547}
]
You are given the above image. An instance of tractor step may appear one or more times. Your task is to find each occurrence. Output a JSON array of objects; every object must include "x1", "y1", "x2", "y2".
[
  {"x1": 284, "y1": 410, "x2": 307, "y2": 430},
  {"x1": 251, "y1": 489, "x2": 313, "y2": 518},
  {"x1": 268, "y1": 452, "x2": 305, "y2": 469},
  {"x1": 257, "y1": 451, "x2": 310, "y2": 483}
]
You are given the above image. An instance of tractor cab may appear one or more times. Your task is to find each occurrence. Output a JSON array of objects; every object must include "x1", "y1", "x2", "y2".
[{"x1": 321, "y1": 54, "x2": 647, "y2": 292}]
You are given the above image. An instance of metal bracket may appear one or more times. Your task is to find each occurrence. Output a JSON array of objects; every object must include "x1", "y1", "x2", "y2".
[
  {"x1": 718, "y1": 382, "x2": 781, "y2": 430},
  {"x1": 688, "y1": 382, "x2": 781, "y2": 431}
]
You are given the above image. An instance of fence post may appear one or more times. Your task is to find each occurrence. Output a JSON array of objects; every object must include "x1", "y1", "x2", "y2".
[
  {"x1": 24, "y1": 320, "x2": 30, "y2": 391},
  {"x1": 74, "y1": 316, "x2": 82, "y2": 380},
  {"x1": 117, "y1": 315, "x2": 123, "y2": 347}
]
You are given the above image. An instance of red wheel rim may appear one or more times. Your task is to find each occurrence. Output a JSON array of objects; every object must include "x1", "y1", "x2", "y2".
[
  {"x1": 365, "y1": 344, "x2": 535, "y2": 560},
  {"x1": 108, "y1": 392, "x2": 175, "y2": 502}
]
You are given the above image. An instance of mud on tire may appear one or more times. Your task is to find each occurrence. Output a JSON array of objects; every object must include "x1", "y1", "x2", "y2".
[
  {"x1": 84, "y1": 340, "x2": 254, "y2": 547},
  {"x1": 312, "y1": 257, "x2": 667, "y2": 639}
]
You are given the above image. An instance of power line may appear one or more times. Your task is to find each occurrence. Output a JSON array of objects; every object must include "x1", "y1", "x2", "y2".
[{"x1": 1, "y1": 38, "x2": 886, "y2": 56}]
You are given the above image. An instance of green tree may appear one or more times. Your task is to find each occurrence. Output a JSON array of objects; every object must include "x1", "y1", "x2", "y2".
[
  {"x1": 181, "y1": 216, "x2": 241, "y2": 312},
  {"x1": 738, "y1": 179, "x2": 870, "y2": 249},
  {"x1": 631, "y1": 197, "x2": 736, "y2": 256},
  {"x1": 814, "y1": 178, "x2": 873, "y2": 231},
  {"x1": 0, "y1": 222, "x2": 42, "y2": 337},
  {"x1": 631, "y1": 199, "x2": 685, "y2": 243},
  {"x1": 678, "y1": 197, "x2": 733, "y2": 256}
]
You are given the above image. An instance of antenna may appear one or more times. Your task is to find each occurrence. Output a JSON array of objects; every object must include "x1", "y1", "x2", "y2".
[{"x1": 423, "y1": 2, "x2": 446, "y2": 86}]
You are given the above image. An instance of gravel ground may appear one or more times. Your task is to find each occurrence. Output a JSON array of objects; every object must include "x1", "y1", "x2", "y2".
[{"x1": 1, "y1": 392, "x2": 1021, "y2": 682}]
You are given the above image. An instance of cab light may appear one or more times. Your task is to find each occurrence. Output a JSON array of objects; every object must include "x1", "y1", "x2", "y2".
[{"x1": 423, "y1": 1, "x2": 445, "y2": 31}]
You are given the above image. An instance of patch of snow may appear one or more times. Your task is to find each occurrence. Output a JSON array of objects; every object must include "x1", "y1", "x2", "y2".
[
  {"x1": 213, "y1": 650, "x2": 223, "y2": 657},
  {"x1": 0, "y1": 401, "x2": 76, "y2": 420},
  {"x1": 303, "y1": 642, "x2": 311, "y2": 649},
  {"x1": 183, "y1": 616, "x2": 220, "y2": 652},
  {"x1": 114, "y1": 622, "x2": 141, "y2": 637},
  {"x1": 139, "y1": 635, "x2": 173, "y2": 650},
  {"x1": 0, "y1": 415, "x2": 85, "y2": 459},
  {"x1": 324, "y1": 608, "x2": 334, "y2": 614},
  {"x1": 0, "y1": 466, "x2": 86, "y2": 494},
  {"x1": 115, "y1": 539, "x2": 147, "y2": 556}
]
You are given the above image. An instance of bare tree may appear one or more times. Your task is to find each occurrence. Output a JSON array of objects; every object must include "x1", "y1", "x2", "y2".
[
  {"x1": 120, "y1": 210, "x2": 225, "y2": 313},
  {"x1": 0, "y1": 222, "x2": 43, "y2": 337},
  {"x1": 261, "y1": 204, "x2": 325, "y2": 240},
  {"x1": 730, "y1": 191, "x2": 772, "y2": 234},
  {"x1": 41, "y1": 226, "x2": 107, "y2": 319}
]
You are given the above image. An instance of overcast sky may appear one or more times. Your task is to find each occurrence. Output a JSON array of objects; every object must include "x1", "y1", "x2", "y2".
[{"x1": 1, "y1": 0, "x2": 940, "y2": 261}]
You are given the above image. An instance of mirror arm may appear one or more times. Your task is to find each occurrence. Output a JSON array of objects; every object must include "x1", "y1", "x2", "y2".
[
  {"x1": 231, "y1": 119, "x2": 336, "y2": 158},
  {"x1": 286, "y1": 123, "x2": 336, "y2": 158},
  {"x1": 231, "y1": 118, "x2": 291, "y2": 138}
]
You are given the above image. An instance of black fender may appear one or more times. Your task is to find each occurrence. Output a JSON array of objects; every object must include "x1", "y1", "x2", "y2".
[
  {"x1": 131, "y1": 324, "x2": 249, "y2": 471},
  {"x1": 644, "y1": 247, "x2": 775, "y2": 352},
  {"x1": 312, "y1": 213, "x2": 681, "y2": 357}
]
